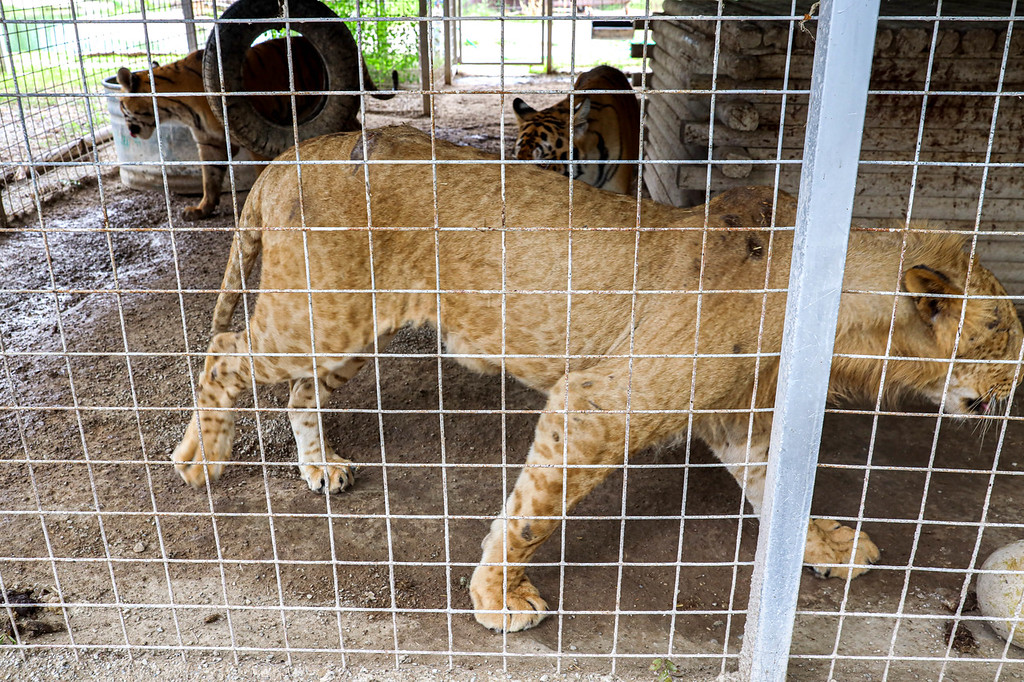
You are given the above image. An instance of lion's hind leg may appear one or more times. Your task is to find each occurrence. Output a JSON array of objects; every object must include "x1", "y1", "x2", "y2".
[
  {"x1": 173, "y1": 331, "x2": 256, "y2": 487},
  {"x1": 287, "y1": 359, "x2": 364, "y2": 493},
  {"x1": 701, "y1": 416, "x2": 880, "y2": 579},
  {"x1": 290, "y1": 337, "x2": 394, "y2": 494}
]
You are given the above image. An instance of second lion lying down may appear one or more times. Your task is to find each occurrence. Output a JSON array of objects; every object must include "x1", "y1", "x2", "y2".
[{"x1": 173, "y1": 125, "x2": 1023, "y2": 633}]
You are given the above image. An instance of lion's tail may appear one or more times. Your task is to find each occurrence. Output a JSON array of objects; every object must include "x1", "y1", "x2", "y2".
[{"x1": 210, "y1": 193, "x2": 263, "y2": 336}]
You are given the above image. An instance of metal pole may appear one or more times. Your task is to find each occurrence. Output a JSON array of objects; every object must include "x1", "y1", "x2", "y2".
[
  {"x1": 443, "y1": 0, "x2": 452, "y2": 85},
  {"x1": 544, "y1": 0, "x2": 553, "y2": 74},
  {"x1": 418, "y1": 0, "x2": 431, "y2": 115},
  {"x1": 740, "y1": 1, "x2": 880, "y2": 679},
  {"x1": 181, "y1": 0, "x2": 198, "y2": 53}
]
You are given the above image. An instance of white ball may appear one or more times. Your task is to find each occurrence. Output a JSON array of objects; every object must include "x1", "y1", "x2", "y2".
[{"x1": 977, "y1": 540, "x2": 1024, "y2": 649}]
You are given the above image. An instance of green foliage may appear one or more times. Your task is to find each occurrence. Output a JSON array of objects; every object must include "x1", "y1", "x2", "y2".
[
  {"x1": 0, "y1": 3, "x2": 72, "y2": 54},
  {"x1": 322, "y1": 0, "x2": 421, "y2": 85},
  {"x1": 649, "y1": 658, "x2": 679, "y2": 682},
  {"x1": 108, "y1": 0, "x2": 166, "y2": 13},
  {"x1": 1, "y1": 53, "x2": 178, "y2": 104}
]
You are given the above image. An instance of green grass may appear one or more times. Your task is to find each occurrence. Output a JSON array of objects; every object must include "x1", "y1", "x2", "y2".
[
  {"x1": 1, "y1": 53, "x2": 180, "y2": 103},
  {"x1": 324, "y1": 0, "x2": 422, "y2": 84}
]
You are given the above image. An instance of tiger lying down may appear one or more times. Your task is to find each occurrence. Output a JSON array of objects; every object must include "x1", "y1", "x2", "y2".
[{"x1": 173, "y1": 125, "x2": 1023, "y2": 633}]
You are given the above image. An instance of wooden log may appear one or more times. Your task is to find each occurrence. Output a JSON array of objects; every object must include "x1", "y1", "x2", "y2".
[
  {"x1": 686, "y1": 71, "x2": 793, "y2": 93},
  {"x1": 977, "y1": 239, "x2": 1024, "y2": 263},
  {"x1": 666, "y1": 91, "x2": 762, "y2": 133},
  {"x1": 682, "y1": 120, "x2": 1024, "y2": 157},
  {"x1": 715, "y1": 99, "x2": 759, "y2": 131},
  {"x1": 668, "y1": 16, "x2": 765, "y2": 50},
  {"x1": 960, "y1": 28, "x2": 997, "y2": 55},
  {"x1": 30, "y1": 126, "x2": 113, "y2": 175},
  {"x1": 791, "y1": 23, "x2": 816, "y2": 52},
  {"x1": 650, "y1": 43, "x2": 702, "y2": 84},
  {"x1": 645, "y1": 102, "x2": 686, "y2": 155},
  {"x1": 650, "y1": 74, "x2": 736, "y2": 130},
  {"x1": 646, "y1": 125, "x2": 705, "y2": 170},
  {"x1": 850, "y1": 194, "x2": 1024, "y2": 223},
  {"x1": 715, "y1": 146, "x2": 753, "y2": 179},
  {"x1": 872, "y1": 57, "x2": 1013, "y2": 89},
  {"x1": 646, "y1": 92, "x2": 686, "y2": 138},
  {"x1": 683, "y1": 121, "x2": 783, "y2": 149},
  {"x1": 758, "y1": 21, "x2": 789, "y2": 50},
  {"x1": 675, "y1": 163, "x2": 799, "y2": 194},
  {"x1": 856, "y1": 149, "x2": 1024, "y2": 164},
  {"x1": 679, "y1": 139, "x2": 1024, "y2": 166},
  {"x1": 665, "y1": 39, "x2": 1020, "y2": 90},
  {"x1": 2, "y1": 165, "x2": 20, "y2": 185},
  {"x1": 749, "y1": 94, "x2": 1024, "y2": 131},
  {"x1": 873, "y1": 27, "x2": 893, "y2": 54},
  {"x1": 642, "y1": 122, "x2": 699, "y2": 207},
  {"x1": 737, "y1": 53, "x2": 1015, "y2": 90},
  {"x1": 652, "y1": 21, "x2": 762, "y2": 80},
  {"x1": 934, "y1": 29, "x2": 960, "y2": 55},
  {"x1": 893, "y1": 27, "x2": 930, "y2": 55},
  {"x1": 640, "y1": 156, "x2": 686, "y2": 207},
  {"x1": 1003, "y1": 28, "x2": 1024, "y2": 56},
  {"x1": 661, "y1": 0, "x2": 727, "y2": 17},
  {"x1": 649, "y1": 70, "x2": 685, "y2": 99}
]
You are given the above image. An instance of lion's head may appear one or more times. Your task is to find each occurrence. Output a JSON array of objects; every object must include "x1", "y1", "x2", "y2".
[
  {"x1": 901, "y1": 258, "x2": 1022, "y2": 416},
  {"x1": 840, "y1": 231, "x2": 1024, "y2": 417}
]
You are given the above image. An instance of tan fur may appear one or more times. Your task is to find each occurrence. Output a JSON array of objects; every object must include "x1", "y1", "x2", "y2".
[
  {"x1": 116, "y1": 38, "x2": 385, "y2": 220},
  {"x1": 173, "y1": 125, "x2": 1024, "y2": 633}
]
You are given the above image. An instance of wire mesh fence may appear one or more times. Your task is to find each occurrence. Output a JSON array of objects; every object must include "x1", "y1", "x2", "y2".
[{"x1": 1, "y1": 0, "x2": 1023, "y2": 680}]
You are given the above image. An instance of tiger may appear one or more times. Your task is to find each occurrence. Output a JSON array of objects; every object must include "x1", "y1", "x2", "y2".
[
  {"x1": 511, "y1": 65, "x2": 641, "y2": 195},
  {"x1": 116, "y1": 37, "x2": 397, "y2": 221}
]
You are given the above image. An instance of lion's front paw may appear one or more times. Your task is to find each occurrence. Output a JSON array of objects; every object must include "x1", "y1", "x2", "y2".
[
  {"x1": 171, "y1": 416, "x2": 230, "y2": 488},
  {"x1": 805, "y1": 518, "x2": 880, "y2": 579},
  {"x1": 299, "y1": 457, "x2": 355, "y2": 494},
  {"x1": 470, "y1": 565, "x2": 548, "y2": 633}
]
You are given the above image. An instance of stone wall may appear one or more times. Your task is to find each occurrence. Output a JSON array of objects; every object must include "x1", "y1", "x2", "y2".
[{"x1": 643, "y1": 1, "x2": 1024, "y2": 294}]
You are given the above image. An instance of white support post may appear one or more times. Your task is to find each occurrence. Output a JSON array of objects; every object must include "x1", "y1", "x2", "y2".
[
  {"x1": 740, "y1": 1, "x2": 880, "y2": 679},
  {"x1": 181, "y1": 0, "x2": 198, "y2": 53}
]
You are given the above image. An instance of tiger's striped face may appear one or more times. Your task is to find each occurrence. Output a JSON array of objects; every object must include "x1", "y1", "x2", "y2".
[
  {"x1": 116, "y1": 67, "x2": 160, "y2": 141},
  {"x1": 512, "y1": 96, "x2": 591, "y2": 180}
]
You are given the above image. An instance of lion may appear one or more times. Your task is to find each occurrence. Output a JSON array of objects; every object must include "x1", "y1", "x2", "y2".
[{"x1": 171, "y1": 125, "x2": 1023, "y2": 633}]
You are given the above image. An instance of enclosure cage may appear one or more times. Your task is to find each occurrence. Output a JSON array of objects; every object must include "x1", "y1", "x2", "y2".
[{"x1": 1, "y1": 0, "x2": 1023, "y2": 680}]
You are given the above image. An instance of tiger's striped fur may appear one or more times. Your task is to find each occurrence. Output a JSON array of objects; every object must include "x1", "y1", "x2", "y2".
[
  {"x1": 116, "y1": 37, "x2": 391, "y2": 220},
  {"x1": 511, "y1": 65, "x2": 640, "y2": 195}
]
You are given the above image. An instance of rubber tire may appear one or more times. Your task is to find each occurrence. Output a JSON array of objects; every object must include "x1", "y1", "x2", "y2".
[{"x1": 202, "y1": 0, "x2": 361, "y2": 159}]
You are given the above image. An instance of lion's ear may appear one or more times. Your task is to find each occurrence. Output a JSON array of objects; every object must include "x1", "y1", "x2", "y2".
[{"x1": 903, "y1": 265, "x2": 963, "y2": 324}]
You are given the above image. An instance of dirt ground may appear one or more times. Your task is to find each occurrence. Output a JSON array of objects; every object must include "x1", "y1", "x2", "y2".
[{"x1": 1, "y1": 78, "x2": 1024, "y2": 681}]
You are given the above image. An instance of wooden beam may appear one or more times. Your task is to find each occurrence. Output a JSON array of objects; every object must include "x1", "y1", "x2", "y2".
[{"x1": 418, "y1": 0, "x2": 431, "y2": 116}]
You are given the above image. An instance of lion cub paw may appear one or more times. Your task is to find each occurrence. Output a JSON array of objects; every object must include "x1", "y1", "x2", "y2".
[
  {"x1": 805, "y1": 518, "x2": 880, "y2": 579},
  {"x1": 171, "y1": 419, "x2": 229, "y2": 488},
  {"x1": 299, "y1": 457, "x2": 355, "y2": 494},
  {"x1": 470, "y1": 567, "x2": 548, "y2": 633}
]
